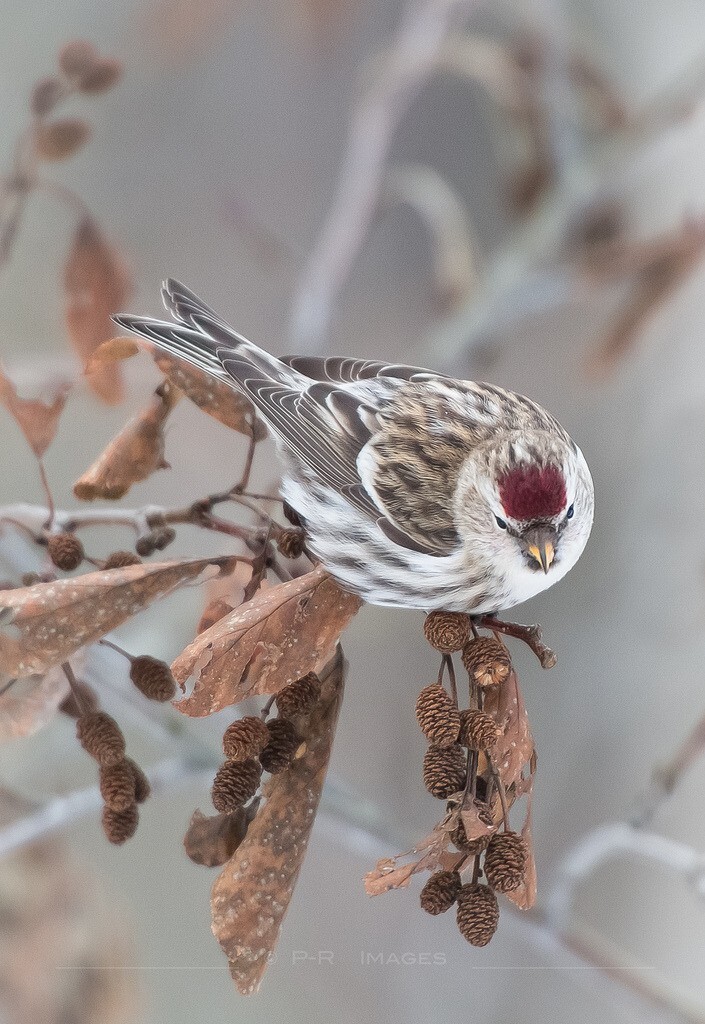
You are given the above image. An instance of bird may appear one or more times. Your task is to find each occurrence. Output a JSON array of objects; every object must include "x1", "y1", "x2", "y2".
[{"x1": 114, "y1": 280, "x2": 594, "y2": 615}]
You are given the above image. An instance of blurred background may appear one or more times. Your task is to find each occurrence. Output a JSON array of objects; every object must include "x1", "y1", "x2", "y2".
[{"x1": 1, "y1": 0, "x2": 705, "y2": 1021}]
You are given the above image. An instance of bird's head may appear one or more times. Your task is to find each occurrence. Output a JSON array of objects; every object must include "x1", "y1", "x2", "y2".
[{"x1": 454, "y1": 432, "x2": 593, "y2": 595}]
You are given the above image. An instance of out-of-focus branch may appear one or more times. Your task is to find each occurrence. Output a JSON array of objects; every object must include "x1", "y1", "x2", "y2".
[{"x1": 290, "y1": 0, "x2": 482, "y2": 350}]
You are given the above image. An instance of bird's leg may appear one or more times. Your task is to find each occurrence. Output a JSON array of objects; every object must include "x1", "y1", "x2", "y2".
[{"x1": 477, "y1": 615, "x2": 557, "y2": 669}]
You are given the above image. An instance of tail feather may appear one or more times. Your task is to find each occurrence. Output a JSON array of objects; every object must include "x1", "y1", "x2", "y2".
[{"x1": 111, "y1": 313, "x2": 229, "y2": 380}]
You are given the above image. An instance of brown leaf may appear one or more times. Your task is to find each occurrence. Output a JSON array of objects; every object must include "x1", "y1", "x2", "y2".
[
  {"x1": 0, "y1": 556, "x2": 234, "y2": 684},
  {"x1": 73, "y1": 380, "x2": 179, "y2": 500},
  {"x1": 173, "y1": 566, "x2": 361, "y2": 716},
  {"x1": 0, "y1": 661, "x2": 75, "y2": 740},
  {"x1": 483, "y1": 667, "x2": 535, "y2": 791},
  {"x1": 0, "y1": 365, "x2": 70, "y2": 458},
  {"x1": 34, "y1": 118, "x2": 92, "y2": 160},
  {"x1": 152, "y1": 351, "x2": 266, "y2": 439},
  {"x1": 83, "y1": 336, "x2": 139, "y2": 376},
  {"x1": 184, "y1": 805, "x2": 256, "y2": 867},
  {"x1": 363, "y1": 821, "x2": 462, "y2": 897},
  {"x1": 211, "y1": 650, "x2": 344, "y2": 994},
  {"x1": 64, "y1": 218, "x2": 132, "y2": 404}
]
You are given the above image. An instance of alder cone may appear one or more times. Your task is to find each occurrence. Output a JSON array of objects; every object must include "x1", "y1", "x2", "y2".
[
  {"x1": 222, "y1": 717, "x2": 270, "y2": 761},
  {"x1": 483, "y1": 831, "x2": 527, "y2": 893},
  {"x1": 415, "y1": 684, "x2": 460, "y2": 748},
  {"x1": 59, "y1": 40, "x2": 99, "y2": 78},
  {"x1": 124, "y1": 758, "x2": 151, "y2": 803},
  {"x1": 76, "y1": 712, "x2": 126, "y2": 766},
  {"x1": 78, "y1": 58, "x2": 123, "y2": 94},
  {"x1": 46, "y1": 532, "x2": 84, "y2": 571},
  {"x1": 276, "y1": 529, "x2": 305, "y2": 560},
  {"x1": 102, "y1": 803, "x2": 138, "y2": 845},
  {"x1": 259, "y1": 717, "x2": 300, "y2": 774},
  {"x1": 34, "y1": 118, "x2": 91, "y2": 161},
  {"x1": 129, "y1": 656, "x2": 176, "y2": 702},
  {"x1": 212, "y1": 759, "x2": 261, "y2": 813},
  {"x1": 422, "y1": 744, "x2": 467, "y2": 798},
  {"x1": 423, "y1": 611, "x2": 471, "y2": 653},
  {"x1": 456, "y1": 883, "x2": 499, "y2": 946},
  {"x1": 103, "y1": 550, "x2": 141, "y2": 569},
  {"x1": 275, "y1": 674, "x2": 320, "y2": 718},
  {"x1": 99, "y1": 759, "x2": 137, "y2": 812},
  {"x1": 458, "y1": 708, "x2": 501, "y2": 750},
  {"x1": 461, "y1": 637, "x2": 511, "y2": 688},
  {"x1": 420, "y1": 870, "x2": 461, "y2": 915},
  {"x1": 449, "y1": 817, "x2": 491, "y2": 854}
]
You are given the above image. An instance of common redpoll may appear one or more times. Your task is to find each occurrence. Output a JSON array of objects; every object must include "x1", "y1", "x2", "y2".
[{"x1": 114, "y1": 281, "x2": 594, "y2": 613}]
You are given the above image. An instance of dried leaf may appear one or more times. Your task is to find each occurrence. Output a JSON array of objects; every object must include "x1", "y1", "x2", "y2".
[
  {"x1": 64, "y1": 218, "x2": 132, "y2": 404},
  {"x1": 0, "y1": 364, "x2": 70, "y2": 457},
  {"x1": 211, "y1": 650, "x2": 344, "y2": 994},
  {"x1": 0, "y1": 662, "x2": 74, "y2": 740},
  {"x1": 0, "y1": 556, "x2": 234, "y2": 684},
  {"x1": 34, "y1": 117, "x2": 92, "y2": 160},
  {"x1": 363, "y1": 821, "x2": 462, "y2": 897},
  {"x1": 83, "y1": 336, "x2": 139, "y2": 376},
  {"x1": 73, "y1": 380, "x2": 179, "y2": 500},
  {"x1": 152, "y1": 351, "x2": 266, "y2": 439},
  {"x1": 173, "y1": 566, "x2": 361, "y2": 716},
  {"x1": 184, "y1": 806, "x2": 255, "y2": 867}
]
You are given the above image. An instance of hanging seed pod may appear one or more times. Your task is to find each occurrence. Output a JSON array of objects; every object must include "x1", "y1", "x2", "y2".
[
  {"x1": 276, "y1": 528, "x2": 305, "y2": 560},
  {"x1": 129, "y1": 656, "x2": 176, "y2": 702},
  {"x1": 76, "y1": 712, "x2": 126, "y2": 766},
  {"x1": 423, "y1": 611, "x2": 472, "y2": 653},
  {"x1": 461, "y1": 637, "x2": 511, "y2": 687},
  {"x1": 102, "y1": 804, "x2": 139, "y2": 845},
  {"x1": 222, "y1": 716, "x2": 270, "y2": 761},
  {"x1": 46, "y1": 532, "x2": 84, "y2": 571},
  {"x1": 483, "y1": 831, "x2": 527, "y2": 893},
  {"x1": 211, "y1": 759, "x2": 262, "y2": 813},
  {"x1": 124, "y1": 758, "x2": 151, "y2": 803},
  {"x1": 99, "y1": 759, "x2": 137, "y2": 812},
  {"x1": 415, "y1": 684, "x2": 460, "y2": 748},
  {"x1": 422, "y1": 744, "x2": 467, "y2": 798},
  {"x1": 458, "y1": 708, "x2": 501, "y2": 750},
  {"x1": 456, "y1": 883, "x2": 500, "y2": 946},
  {"x1": 259, "y1": 718, "x2": 300, "y2": 774},
  {"x1": 275, "y1": 673, "x2": 320, "y2": 718},
  {"x1": 420, "y1": 870, "x2": 462, "y2": 915},
  {"x1": 102, "y1": 550, "x2": 141, "y2": 569}
]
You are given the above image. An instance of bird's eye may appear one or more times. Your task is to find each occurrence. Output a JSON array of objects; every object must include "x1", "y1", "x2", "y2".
[
  {"x1": 566, "y1": 504, "x2": 574, "y2": 520},
  {"x1": 495, "y1": 515, "x2": 508, "y2": 530}
]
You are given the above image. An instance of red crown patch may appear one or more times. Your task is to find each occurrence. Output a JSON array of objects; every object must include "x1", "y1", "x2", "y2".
[{"x1": 499, "y1": 464, "x2": 566, "y2": 521}]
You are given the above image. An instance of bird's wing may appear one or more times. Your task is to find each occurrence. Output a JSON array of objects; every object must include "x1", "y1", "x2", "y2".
[
  {"x1": 114, "y1": 283, "x2": 459, "y2": 557},
  {"x1": 280, "y1": 354, "x2": 442, "y2": 385}
]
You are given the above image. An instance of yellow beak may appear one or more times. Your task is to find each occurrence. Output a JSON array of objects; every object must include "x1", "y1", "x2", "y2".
[{"x1": 527, "y1": 540, "x2": 555, "y2": 574}]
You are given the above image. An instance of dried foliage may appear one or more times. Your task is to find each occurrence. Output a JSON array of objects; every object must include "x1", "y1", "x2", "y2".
[
  {"x1": 0, "y1": 365, "x2": 70, "y2": 458},
  {"x1": 211, "y1": 651, "x2": 345, "y2": 995},
  {"x1": 173, "y1": 565, "x2": 361, "y2": 716},
  {"x1": 73, "y1": 380, "x2": 179, "y2": 499},
  {"x1": 0, "y1": 664, "x2": 71, "y2": 740},
  {"x1": 183, "y1": 806, "x2": 256, "y2": 867},
  {"x1": 64, "y1": 218, "x2": 132, "y2": 404},
  {"x1": 0, "y1": 556, "x2": 234, "y2": 684}
]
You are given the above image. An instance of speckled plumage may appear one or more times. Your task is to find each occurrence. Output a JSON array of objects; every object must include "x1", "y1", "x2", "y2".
[{"x1": 114, "y1": 280, "x2": 594, "y2": 613}]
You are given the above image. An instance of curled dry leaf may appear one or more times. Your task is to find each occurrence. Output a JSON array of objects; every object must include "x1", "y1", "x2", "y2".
[
  {"x1": 64, "y1": 218, "x2": 132, "y2": 404},
  {"x1": 0, "y1": 556, "x2": 235, "y2": 685},
  {"x1": 83, "y1": 336, "x2": 139, "y2": 377},
  {"x1": 211, "y1": 650, "x2": 344, "y2": 995},
  {"x1": 153, "y1": 351, "x2": 266, "y2": 439},
  {"x1": 0, "y1": 650, "x2": 85, "y2": 741},
  {"x1": 34, "y1": 117, "x2": 92, "y2": 160},
  {"x1": 364, "y1": 819, "x2": 462, "y2": 897},
  {"x1": 173, "y1": 565, "x2": 362, "y2": 717},
  {"x1": 73, "y1": 380, "x2": 179, "y2": 500},
  {"x1": 184, "y1": 804, "x2": 257, "y2": 867},
  {"x1": 0, "y1": 365, "x2": 70, "y2": 458}
]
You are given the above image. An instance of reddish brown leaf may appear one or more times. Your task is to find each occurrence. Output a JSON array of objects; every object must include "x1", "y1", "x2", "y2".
[
  {"x1": 73, "y1": 380, "x2": 179, "y2": 500},
  {"x1": 34, "y1": 118, "x2": 92, "y2": 160},
  {"x1": 0, "y1": 365, "x2": 70, "y2": 458},
  {"x1": 0, "y1": 556, "x2": 234, "y2": 684},
  {"x1": 83, "y1": 337, "x2": 139, "y2": 376},
  {"x1": 211, "y1": 650, "x2": 344, "y2": 994},
  {"x1": 173, "y1": 566, "x2": 361, "y2": 716},
  {"x1": 363, "y1": 820, "x2": 462, "y2": 897},
  {"x1": 64, "y1": 218, "x2": 132, "y2": 404},
  {"x1": 0, "y1": 659, "x2": 81, "y2": 740},
  {"x1": 482, "y1": 667, "x2": 535, "y2": 791},
  {"x1": 152, "y1": 351, "x2": 266, "y2": 439},
  {"x1": 184, "y1": 806, "x2": 255, "y2": 867}
]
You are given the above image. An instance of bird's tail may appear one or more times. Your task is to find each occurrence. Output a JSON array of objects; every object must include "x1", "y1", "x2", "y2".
[{"x1": 112, "y1": 278, "x2": 302, "y2": 392}]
